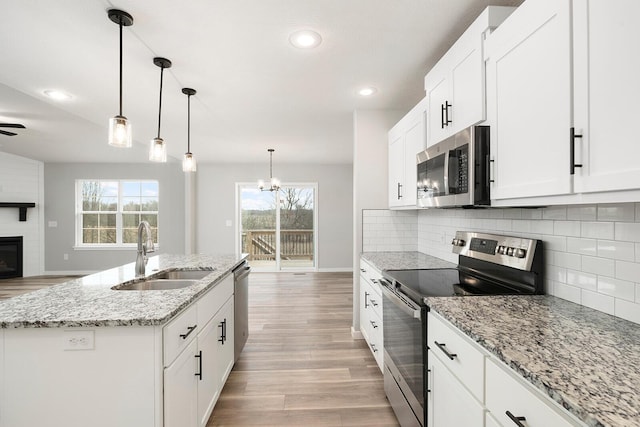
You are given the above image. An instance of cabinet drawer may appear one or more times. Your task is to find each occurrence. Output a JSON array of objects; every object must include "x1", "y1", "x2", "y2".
[
  {"x1": 197, "y1": 273, "x2": 234, "y2": 327},
  {"x1": 427, "y1": 312, "x2": 485, "y2": 401},
  {"x1": 486, "y1": 359, "x2": 582, "y2": 427},
  {"x1": 164, "y1": 303, "x2": 198, "y2": 366},
  {"x1": 359, "y1": 259, "x2": 383, "y2": 297}
]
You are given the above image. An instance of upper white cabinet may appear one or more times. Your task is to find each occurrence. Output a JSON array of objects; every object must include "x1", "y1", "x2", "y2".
[
  {"x1": 425, "y1": 6, "x2": 515, "y2": 147},
  {"x1": 572, "y1": 0, "x2": 640, "y2": 194},
  {"x1": 388, "y1": 97, "x2": 427, "y2": 208},
  {"x1": 487, "y1": 0, "x2": 640, "y2": 204}
]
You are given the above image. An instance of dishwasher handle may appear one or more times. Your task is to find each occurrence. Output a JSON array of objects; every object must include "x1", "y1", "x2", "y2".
[{"x1": 380, "y1": 279, "x2": 422, "y2": 320}]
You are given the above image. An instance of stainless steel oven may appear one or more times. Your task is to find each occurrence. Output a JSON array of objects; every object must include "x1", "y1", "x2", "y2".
[
  {"x1": 416, "y1": 126, "x2": 490, "y2": 208},
  {"x1": 381, "y1": 231, "x2": 543, "y2": 427}
]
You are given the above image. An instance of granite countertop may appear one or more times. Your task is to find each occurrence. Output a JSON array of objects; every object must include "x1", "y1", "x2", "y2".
[
  {"x1": 361, "y1": 251, "x2": 456, "y2": 271},
  {"x1": 426, "y1": 295, "x2": 640, "y2": 427},
  {"x1": 0, "y1": 254, "x2": 246, "y2": 329}
]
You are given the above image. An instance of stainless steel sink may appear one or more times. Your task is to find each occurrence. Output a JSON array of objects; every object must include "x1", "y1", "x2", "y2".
[
  {"x1": 113, "y1": 279, "x2": 199, "y2": 291},
  {"x1": 153, "y1": 270, "x2": 213, "y2": 280}
]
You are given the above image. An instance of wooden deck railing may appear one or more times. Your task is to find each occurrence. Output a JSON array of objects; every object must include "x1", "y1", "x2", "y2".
[{"x1": 242, "y1": 230, "x2": 313, "y2": 261}]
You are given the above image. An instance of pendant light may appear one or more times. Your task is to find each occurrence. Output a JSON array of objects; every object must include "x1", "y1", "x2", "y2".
[
  {"x1": 181, "y1": 88, "x2": 197, "y2": 172},
  {"x1": 107, "y1": 9, "x2": 134, "y2": 148},
  {"x1": 258, "y1": 149, "x2": 281, "y2": 192},
  {"x1": 149, "y1": 57, "x2": 171, "y2": 162}
]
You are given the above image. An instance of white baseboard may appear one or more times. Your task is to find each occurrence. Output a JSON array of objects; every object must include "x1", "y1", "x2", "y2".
[
  {"x1": 351, "y1": 326, "x2": 364, "y2": 340},
  {"x1": 317, "y1": 267, "x2": 353, "y2": 272},
  {"x1": 42, "y1": 270, "x2": 97, "y2": 276}
]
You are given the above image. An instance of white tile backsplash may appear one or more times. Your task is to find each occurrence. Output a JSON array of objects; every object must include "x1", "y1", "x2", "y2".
[{"x1": 362, "y1": 203, "x2": 640, "y2": 324}]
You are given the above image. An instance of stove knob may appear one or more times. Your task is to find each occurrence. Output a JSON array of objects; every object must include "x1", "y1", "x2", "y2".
[
  {"x1": 497, "y1": 245, "x2": 506, "y2": 254},
  {"x1": 456, "y1": 239, "x2": 466, "y2": 247},
  {"x1": 514, "y1": 248, "x2": 527, "y2": 258},
  {"x1": 506, "y1": 247, "x2": 515, "y2": 256},
  {"x1": 451, "y1": 238, "x2": 466, "y2": 247}
]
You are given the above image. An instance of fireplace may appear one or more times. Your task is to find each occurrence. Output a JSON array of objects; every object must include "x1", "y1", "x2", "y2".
[{"x1": 0, "y1": 236, "x2": 23, "y2": 279}]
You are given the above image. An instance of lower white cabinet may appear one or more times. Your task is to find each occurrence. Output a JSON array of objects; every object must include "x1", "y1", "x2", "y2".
[
  {"x1": 428, "y1": 349, "x2": 485, "y2": 427},
  {"x1": 164, "y1": 277, "x2": 235, "y2": 427},
  {"x1": 359, "y1": 258, "x2": 384, "y2": 371}
]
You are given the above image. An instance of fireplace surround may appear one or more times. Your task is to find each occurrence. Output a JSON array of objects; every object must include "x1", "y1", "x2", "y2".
[{"x1": 0, "y1": 236, "x2": 23, "y2": 279}]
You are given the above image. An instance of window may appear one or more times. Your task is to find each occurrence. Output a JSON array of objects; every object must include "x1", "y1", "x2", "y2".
[{"x1": 76, "y1": 180, "x2": 159, "y2": 247}]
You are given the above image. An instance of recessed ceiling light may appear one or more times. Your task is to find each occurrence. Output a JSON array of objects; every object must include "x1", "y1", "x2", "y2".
[
  {"x1": 358, "y1": 87, "x2": 378, "y2": 97},
  {"x1": 289, "y1": 30, "x2": 322, "y2": 49},
  {"x1": 44, "y1": 90, "x2": 72, "y2": 101}
]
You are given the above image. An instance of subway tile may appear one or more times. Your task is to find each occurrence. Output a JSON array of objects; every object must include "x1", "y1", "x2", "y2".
[
  {"x1": 580, "y1": 256, "x2": 614, "y2": 277},
  {"x1": 597, "y1": 204, "x2": 635, "y2": 222},
  {"x1": 597, "y1": 240, "x2": 635, "y2": 261},
  {"x1": 521, "y1": 209, "x2": 543, "y2": 220},
  {"x1": 567, "y1": 205, "x2": 597, "y2": 221},
  {"x1": 551, "y1": 281, "x2": 582, "y2": 304},
  {"x1": 637, "y1": 284, "x2": 640, "y2": 304},
  {"x1": 597, "y1": 277, "x2": 635, "y2": 302},
  {"x1": 567, "y1": 237, "x2": 597, "y2": 256},
  {"x1": 615, "y1": 222, "x2": 640, "y2": 242},
  {"x1": 546, "y1": 265, "x2": 567, "y2": 283},
  {"x1": 553, "y1": 221, "x2": 581, "y2": 237},
  {"x1": 496, "y1": 219, "x2": 512, "y2": 231},
  {"x1": 581, "y1": 222, "x2": 614, "y2": 239},
  {"x1": 512, "y1": 220, "x2": 532, "y2": 233},
  {"x1": 615, "y1": 260, "x2": 640, "y2": 282},
  {"x1": 542, "y1": 235, "x2": 567, "y2": 252},
  {"x1": 502, "y1": 209, "x2": 523, "y2": 219},
  {"x1": 567, "y1": 269, "x2": 597, "y2": 291},
  {"x1": 614, "y1": 299, "x2": 640, "y2": 324},
  {"x1": 581, "y1": 289, "x2": 615, "y2": 315},
  {"x1": 554, "y1": 251, "x2": 581, "y2": 270},
  {"x1": 531, "y1": 220, "x2": 554, "y2": 235},
  {"x1": 542, "y1": 206, "x2": 567, "y2": 220}
]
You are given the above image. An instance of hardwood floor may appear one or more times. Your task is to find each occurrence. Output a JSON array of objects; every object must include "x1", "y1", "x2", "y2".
[
  {"x1": 206, "y1": 272, "x2": 399, "y2": 426},
  {"x1": 0, "y1": 275, "x2": 81, "y2": 300}
]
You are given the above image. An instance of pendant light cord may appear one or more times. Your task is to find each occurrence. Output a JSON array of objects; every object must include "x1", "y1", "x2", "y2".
[
  {"x1": 187, "y1": 93, "x2": 191, "y2": 153},
  {"x1": 119, "y1": 21, "x2": 123, "y2": 116},
  {"x1": 157, "y1": 66, "x2": 164, "y2": 138}
]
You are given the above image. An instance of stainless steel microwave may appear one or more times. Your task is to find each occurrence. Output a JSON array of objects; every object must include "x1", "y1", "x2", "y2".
[{"x1": 416, "y1": 125, "x2": 490, "y2": 208}]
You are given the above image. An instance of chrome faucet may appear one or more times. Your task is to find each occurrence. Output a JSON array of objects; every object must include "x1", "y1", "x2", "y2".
[{"x1": 135, "y1": 220, "x2": 155, "y2": 277}]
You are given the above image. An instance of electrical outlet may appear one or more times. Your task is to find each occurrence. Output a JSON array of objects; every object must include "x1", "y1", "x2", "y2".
[
  {"x1": 63, "y1": 253, "x2": 69, "y2": 261},
  {"x1": 48, "y1": 220, "x2": 58, "y2": 227},
  {"x1": 225, "y1": 220, "x2": 232, "y2": 227},
  {"x1": 63, "y1": 330, "x2": 94, "y2": 351}
]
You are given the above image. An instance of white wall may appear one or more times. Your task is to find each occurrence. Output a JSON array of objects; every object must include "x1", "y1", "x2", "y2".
[
  {"x1": 195, "y1": 162, "x2": 352, "y2": 270},
  {"x1": 0, "y1": 152, "x2": 44, "y2": 276},
  {"x1": 363, "y1": 204, "x2": 640, "y2": 325},
  {"x1": 43, "y1": 163, "x2": 185, "y2": 273}
]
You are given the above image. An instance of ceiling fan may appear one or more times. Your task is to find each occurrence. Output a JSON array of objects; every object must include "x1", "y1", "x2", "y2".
[{"x1": 0, "y1": 123, "x2": 26, "y2": 136}]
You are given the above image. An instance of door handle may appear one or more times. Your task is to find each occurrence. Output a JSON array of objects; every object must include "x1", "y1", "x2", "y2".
[
  {"x1": 444, "y1": 101, "x2": 452, "y2": 126},
  {"x1": 194, "y1": 351, "x2": 203, "y2": 380},
  {"x1": 570, "y1": 127, "x2": 583, "y2": 175}
]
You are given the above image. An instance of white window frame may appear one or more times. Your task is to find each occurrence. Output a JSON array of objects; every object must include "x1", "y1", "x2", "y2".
[{"x1": 74, "y1": 179, "x2": 160, "y2": 249}]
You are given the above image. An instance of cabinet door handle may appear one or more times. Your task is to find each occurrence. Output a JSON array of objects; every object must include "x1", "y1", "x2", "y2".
[
  {"x1": 219, "y1": 318, "x2": 227, "y2": 344},
  {"x1": 487, "y1": 158, "x2": 495, "y2": 184},
  {"x1": 180, "y1": 324, "x2": 197, "y2": 340},
  {"x1": 364, "y1": 291, "x2": 370, "y2": 308},
  {"x1": 570, "y1": 127, "x2": 583, "y2": 175},
  {"x1": 370, "y1": 320, "x2": 378, "y2": 329},
  {"x1": 397, "y1": 182, "x2": 403, "y2": 199},
  {"x1": 505, "y1": 411, "x2": 527, "y2": 427},
  {"x1": 194, "y1": 351, "x2": 203, "y2": 380},
  {"x1": 441, "y1": 103, "x2": 446, "y2": 128},
  {"x1": 444, "y1": 101, "x2": 452, "y2": 126},
  {"x1": 434, "y1": 341, "x2": 457, "y2": 360}
]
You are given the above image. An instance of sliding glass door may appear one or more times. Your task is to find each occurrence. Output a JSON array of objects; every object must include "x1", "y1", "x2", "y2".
[{"x1": 238, "y1": 183, "x2": 317, "y2": 271}]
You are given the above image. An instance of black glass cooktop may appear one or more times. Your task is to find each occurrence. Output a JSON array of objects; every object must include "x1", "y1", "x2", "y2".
[{"x1": 383, "y1": 268, "x2": 524, "y2": 304}]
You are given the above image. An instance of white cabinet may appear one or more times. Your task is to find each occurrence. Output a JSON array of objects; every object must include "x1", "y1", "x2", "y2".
[
  {"x1": 359, "y1": 258, "x2": 384, "y2": 371},
  {"x1": 487, "y1": 0, "x2": 640, "y2": 204},
  {"x1": 572, "y1": 0, "x2": 640, "y2": 194},
  {"x1": 428, "y1": 349, "x2": 485, "y2": 427},
  {"x1": 425, "y1": 6, "x2": 515, "y2": 147},
  {"x1": 486, "y1": 359, "x2": 582, "y2": 427},
  {"x1": 388, "y1": 97, "x2": 427, "y2": 208},
  {"x1": 164, "y1": 274, "x2": 235, "y2": 427},
  {"x1": 486, "y1": 0, "x2": 573, "y2": 200}
]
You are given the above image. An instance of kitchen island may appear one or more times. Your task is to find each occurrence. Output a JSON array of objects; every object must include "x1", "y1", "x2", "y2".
[
  {"x1": 0, "y1": 254, "x2": 246, "y2": 427},
  {"x1": 426, "y1": 295, "x2": 640, "y2": 427}
]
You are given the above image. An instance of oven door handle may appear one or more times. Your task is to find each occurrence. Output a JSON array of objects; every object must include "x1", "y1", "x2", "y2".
[{"x1": 381, "y1": 281, "x2": 422, "y2": 320}]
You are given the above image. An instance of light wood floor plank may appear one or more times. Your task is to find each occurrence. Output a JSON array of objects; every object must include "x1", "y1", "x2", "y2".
[{"x1": 206, "y1": 271, "x2": 399, "y2": 426}]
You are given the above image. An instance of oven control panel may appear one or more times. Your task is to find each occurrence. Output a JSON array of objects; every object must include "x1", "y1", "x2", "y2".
[{"x1": 451, "y1": 231, "x2": 539, "y2": 271}]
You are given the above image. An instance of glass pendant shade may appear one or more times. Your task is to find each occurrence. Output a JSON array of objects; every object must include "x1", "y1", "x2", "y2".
[
  {"x1": 108, "y1": 115, "x2": 132, "y2": 147},
  {"x1": 149, "y1": 137, "x2": 167, "y2": 162},
  {"x1": 271, "y1": 177, "x2": 281, "y2": 189},
  {"x1": 257, "y1": 148, "x2": 281, "y2": 191},
  {"x1": 182, "y1": 152, "x2": 197, "y2": 172}
]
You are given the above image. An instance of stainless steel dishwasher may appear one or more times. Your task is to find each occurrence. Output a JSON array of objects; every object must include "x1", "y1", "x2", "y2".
[{"x1": 233, "y1": 260, "x2": 250, "y2": 362}]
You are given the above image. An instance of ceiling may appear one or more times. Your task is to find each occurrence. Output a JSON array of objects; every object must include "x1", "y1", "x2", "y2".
[{"x1": 0, "y1": 0, "x2": 523, "y2": 165}]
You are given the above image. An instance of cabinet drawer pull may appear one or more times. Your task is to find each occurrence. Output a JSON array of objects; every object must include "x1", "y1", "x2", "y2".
[
  {"x1": 218, "y1": 318, "x2": 227, "y2": 344},
  {"x1": 370, "y1": 343, "x2": 378, "y2": 353},
  {"x1": 194, "y1": 351, "x2": 203, "y2": 380},
  {"x1": 434, "y1": 341, "x2": 457, "y2": 360},
  {"x1": 360, "y1": 268, "x2": 366, "y2": 273},
  {"x1": 370, "y1": 299, "x2": 378, "y2": 307},
  {"x1": 506, "y1": 411, "x2": 527, "y2": 427},
  {"x1": 180, "y1": 325, "x2": 197, "y2": 339},
  {"x1": 370, "y1": 320, "x2": 378, "y2": 329}
]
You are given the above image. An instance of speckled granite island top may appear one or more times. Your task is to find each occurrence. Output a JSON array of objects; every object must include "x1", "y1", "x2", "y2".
[
  {"x1": 0, "y1": 254, "x2": 246, "y2": 329},
  {"x1": 426, "y1": 295, "x2": 640, "y2": 427},
  {"x1": 361, "y1": 251, "x2": 456, "y2": 271}
]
